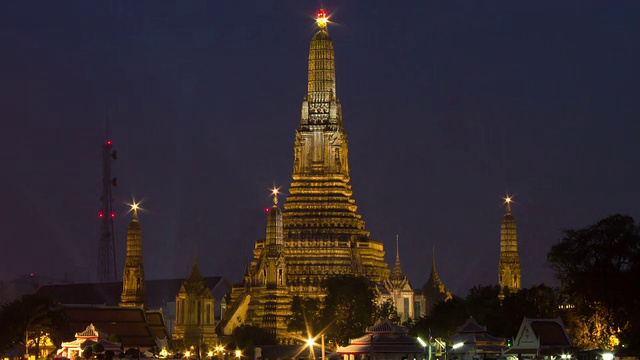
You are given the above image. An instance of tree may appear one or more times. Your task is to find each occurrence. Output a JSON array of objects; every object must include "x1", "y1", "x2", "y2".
[
  {"x1": 320, "y1": 275, "x2": 378, "y2": 347},
  {"x1": 409, "y1": 297, "x2": 466, "y2": 340},
  {"x1": 82, "y1": 346, "x2": 93, "y2": 359},
  {"x1": 374, "y1": 299, "x2": 401, "y2": 323},
  {"x1": 288, "y1": 296, "x2": 323, "y2": 335},
  {"x1": 230, "y1": 324, "x2": 277, "y2": 354},
  {"x1": 548, "y1": 214, "x2": 640, "y2": 350},
  {"x1": 0, "y1": 294, "x2": 67, "y2": 355}
]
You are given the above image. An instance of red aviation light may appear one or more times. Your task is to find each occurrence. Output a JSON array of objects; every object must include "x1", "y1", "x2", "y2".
[
  {"x1": 99, "y1": 210, "x2": 104, "y2": 218},
  {"x1": 111, "y1": 212, "x2": 115, "y2": 218},
  {"x1": 106, "y1": 140, "x2": 112, "y2": 146},
  {"x1": 265, "y1": 208, "x2": 270, "y2": 213},
  {"x1": 316, "y1": 8, "x2": 328, "y2": 28}
]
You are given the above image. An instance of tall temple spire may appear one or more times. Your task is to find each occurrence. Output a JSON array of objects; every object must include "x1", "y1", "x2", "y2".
[
  {"x1": 221, "y1": 9, "x2": 391, "y2": 339},
  {"x1": 390, "y1": 235, "x2": 405, "y2": 282},
  {"x1": 282, "y1": 8, "x2": 388, "y2": 288},
  {"x1": 120, "y1": 197, "x2": 145, "y2": 308},
  {"x1": 422, "y1": 246, "x2": 452, "y2": 314},
  {"x1": 174, "y1": 254, "x2": 217, "y2": 347},
  {"x1": 498, "y1": 195, "x2": 521, "y2": 300}
]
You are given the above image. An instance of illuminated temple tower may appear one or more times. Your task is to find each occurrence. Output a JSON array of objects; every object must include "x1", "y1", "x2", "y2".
[
  {"x1": 282, "y1": 9, "x2": 389, "y2": 292},
  {"x1": 498, "y1": 196, "x2": 521, "y2": 300},
  {"x1": 173, "y1": 257, "x2": 218, "y2": 348},
  {"x1": 220, "y1": 9, "x2": 390, "y2": 339},
  {"x1": 120, "y1": 201, "x2": 146, "y2": 308}
]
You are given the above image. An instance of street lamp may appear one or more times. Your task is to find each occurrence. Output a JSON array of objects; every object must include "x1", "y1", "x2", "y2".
[
  {"x1": 235, "y1": 350, "x2": 242, "y2": 359},
  {"x1": 417, "y1": 337, "x2": 428, "y2": 360},
  {"x1": 306, "y1": 338, "x2": 316, "y2": 360}
]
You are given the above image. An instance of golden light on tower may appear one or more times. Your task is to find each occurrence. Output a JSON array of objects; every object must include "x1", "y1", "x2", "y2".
[
  {"x1": 271, "y1": 187, "x2": 280, "y2": 205},
  {"x1": 502, "y1": 195, "x2": 513, "y2": 212},
  {"x1": 316, "y1": 8, "x2": 328, "y2": 28},
  {"x1": 126, "y1": 196, "x2": 144, "y2": 219}
]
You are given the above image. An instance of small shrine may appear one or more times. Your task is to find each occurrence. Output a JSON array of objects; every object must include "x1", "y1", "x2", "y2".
[
  {"x1": 56, "y1": 323, "x2": 122, "y2": 359},
  {"x1": 337, "y1": 320, "x2": 426, "y2": 360}
]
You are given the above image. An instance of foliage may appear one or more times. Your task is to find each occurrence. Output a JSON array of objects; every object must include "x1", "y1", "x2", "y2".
[
  {"x1": 104, "y1": 350, "x2": 115, "y2": 360},
  {"x1": 92, "y1": 343, "x2": 105, "y2": 353},
  {"x1": 320, "y1": 275, "x2": 378, "y2": 347},
  {"x1": 230, "y1": 324, "x2": 277, "y2": 353},
  {"x1": 548, "y1": 214, "x2": 640, "y2": 350},
  {"x1": 107, "y1": 334, "x2": 121, "y2": 343},
  {"x1": 288, "y1": 296, "x2": 322, "y2": 335},
  {"x1": 0, "y1": 294, "x2": 67, "y2": 354},
  {"x1": 564, "y1": 298, "x2": 620, "y2": 350},
  {"x1": 409, "y1": 297, "x2": 466, "y2": 339},
  {"x1": 82, "y1": 346, "x2": 93, "y2": 359},
  {"x1": 287, "y1": 275, "x2": 380, "y2": 347},
  {"x1": 124, "y1": 348, "x2": 139, "y2": 358},
  {"x1": 408, "y1": 284, "x2": 560, "y2": 340},
  {"x1": 374, "y1": 299, "x2": 401, "y2": 323}
]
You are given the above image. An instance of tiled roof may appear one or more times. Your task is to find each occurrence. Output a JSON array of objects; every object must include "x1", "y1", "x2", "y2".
[
  {"x1": 530, "y1": 320, "x2": 571, "y2": 346},
  {"x1": 63, "y1": 305, "x2": 165, "y2": 348},
  {"x1": 457, "y1": 316, "x2": 487, "y2": 333},
  {"x1": 366, "y1": 319, "x2": 408, "y2": 335},
  {"x1": 35, "y1": 277, "x2": 229, "y2": 310}
]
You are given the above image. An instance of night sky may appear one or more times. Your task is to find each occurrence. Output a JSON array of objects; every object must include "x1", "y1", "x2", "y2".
[{"x1": 2, "y1": 1, "x2": 640, "y2": 296}]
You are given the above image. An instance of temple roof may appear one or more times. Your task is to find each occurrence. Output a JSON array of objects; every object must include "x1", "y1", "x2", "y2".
[
  {"x1": 35, "y1": 277, "x2": 230, "y2": 311},
  {"x1": 422, "y1": 247, "x2": 452, "y2": 309},
  {"x1": 366, "y1": 319, "x2": 408, "y2": 335},
  {"x1": 456, "y1": 316, "x2": 487, "y2": 333},
  {"x1": 62, "y1": 305, "x2": 164, "y2": 348}
]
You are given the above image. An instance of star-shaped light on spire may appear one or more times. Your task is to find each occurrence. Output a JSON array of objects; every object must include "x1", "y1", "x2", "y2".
[
  {"x1": 503, "y1": 195, "x2": 513, "y2": 213},
  {"x1": 126, "y1": 196, "x2": 144, "y2": 219},
  {"x1": 271, "y1": 187, "x2": 280, "y2": 205},
  {"x1": 316, "y1": 8, "x2": 328, "y2": 29}
]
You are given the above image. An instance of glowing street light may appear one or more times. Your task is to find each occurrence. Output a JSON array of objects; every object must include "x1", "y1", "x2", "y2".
[
  {"x1": 307, "y1": 338, "x2": 316, "y2": 360},
  {"x1": 235, "y1": 350, "x2": 242, "y2": 358}
]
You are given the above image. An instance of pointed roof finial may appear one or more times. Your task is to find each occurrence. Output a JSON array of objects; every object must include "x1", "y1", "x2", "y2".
[
  {"x1": 503, "y1": 195, "x2": 513, "y2": 213},
  {"x1": 390, "y1": 235, "x2": 406, "y2": 281},
  {"x1": 316, "y1": 7, "x2": 328, "y2": 29},
  {"x1": 432, "y1": 245, "x2": 436, "y2": 273},
  {"x1": 271, "y1": 187, "x2": 280, "y2": 205}
]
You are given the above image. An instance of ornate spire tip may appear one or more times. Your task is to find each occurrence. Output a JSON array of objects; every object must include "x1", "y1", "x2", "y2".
[
  {"x1": 316, "y1": 8, "x2": 328, "y2": 29},
  {"x1": 271, "y1": 187, "x2": 280, "y2": 205},
  {"x1": 503, "y1": 195, "x2": 513, "y2": 212},
  {"x1": 127, "y1": 197, "x2": 143, "y2": 219}
]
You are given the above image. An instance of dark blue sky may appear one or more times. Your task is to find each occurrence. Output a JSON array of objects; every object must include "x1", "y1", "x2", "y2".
[{"x1": 1, "y1": 1, "x2": 639, "y2": 296}]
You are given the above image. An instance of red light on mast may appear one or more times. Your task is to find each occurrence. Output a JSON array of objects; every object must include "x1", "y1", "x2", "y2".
[
  {"x1": 111, "y1": 212, "x2": 115, "y2": 218},
  {"x1": 265, "y1": 208, "x2": 270, "y2": 213},
  {"x1": 99, "y1": 210, "x2": 104, "y2": 218}
]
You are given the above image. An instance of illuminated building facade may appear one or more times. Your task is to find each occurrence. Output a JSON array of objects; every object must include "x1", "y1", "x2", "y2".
[
  {"x1": 120, "y1": 204, "x2": 146, "y2": 308},
  {"x1": 381, "y1": 238, "x2": 415, "y2": 322},
  {"x1": 221, "y1": 10, "x2": 389, "y2": 339},
  {"x1": 220, "y1": 9, "x2": 453, "y2": 340},
  {"x1": 498, "y1": 197, "x2": 521, "y2": 300},
  {"x1": 173, "y1": 258, "x2": 218, "y2": 348}
]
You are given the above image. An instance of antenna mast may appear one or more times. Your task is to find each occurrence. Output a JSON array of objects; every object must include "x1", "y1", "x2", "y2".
[{"x1": 98, "y1": 120, "x2": 118, "y2": 282}]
